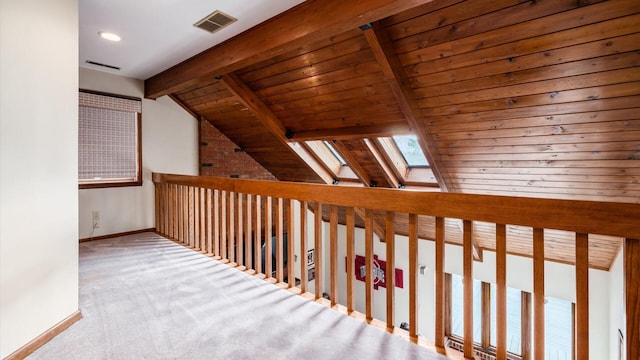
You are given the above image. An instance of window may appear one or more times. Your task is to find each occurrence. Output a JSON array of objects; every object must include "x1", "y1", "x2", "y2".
[
  {"x1": 392, "y1": 135, "x2": 428, "y2": 167},
  {"x1": 448, "y1": 273, "x2": 573, "y2": 360},
  {"x1": 323, "y1": 140, "x2": 346, "y2": 165},
  {"x1": 78, "y1": 90, "x2": 142, "y2": 188}
]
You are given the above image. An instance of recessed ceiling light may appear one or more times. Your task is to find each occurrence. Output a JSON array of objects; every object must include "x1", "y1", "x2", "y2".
[{"x1": 98, "y1": 31, "x2": 121, "y2": 42}]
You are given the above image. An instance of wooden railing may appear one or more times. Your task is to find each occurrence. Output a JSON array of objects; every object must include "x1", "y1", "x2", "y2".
[{"x1": 153, "y1": 173, "x2": 640, "y2": 360}]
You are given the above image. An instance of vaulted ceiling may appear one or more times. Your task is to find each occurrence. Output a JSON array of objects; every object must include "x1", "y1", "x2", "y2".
[{"x1": 145, "y1": 0, "x2": 640, "y2": 269}]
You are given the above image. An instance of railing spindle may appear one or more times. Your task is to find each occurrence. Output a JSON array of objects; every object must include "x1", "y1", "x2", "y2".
[
  {"x1": 193, "y1": 187, "x2": 200, "y2": 250},
  {"x1": 276, "y1": 197, "x2": 284, "y2": 283},
  {"x1": 189, "y1": 187, "x2": 195, "y2": 248},
  {"x1": 213, "y1": 189, "x2": 220, "y2": 258},
  {"x1": 330, "y1": 205, "x2": 338, "y2": 307},
  {"x1": 435, "y1": 216, "x2": 445, "y2": 348},
  {"x1": 206, "y1": 189, "x2": 213, "y2": 255},
  {"x1": 237, "y1": 193, "x2": 244, "y2": 268},
  {"x1": 220, "y1": 190, "x2": 227, "y2": 261},
  {"x1": 170, "y1": 185, "x2": 176, "y2": 239},
  {"x1": 200, "y1": 187, "x2": 206, "y2": 252},
  {"x1": 463, "y1": 219, "x2": 474, "y2": 358},
  {"x1": 386, "y1": 211, "x2": 395, "y2": 330},
  {"x1": 346, "y1": 207, "x2": 355, "y2": 313},
  {"x1": 496, "y1": 223, "x2": 507, "y2": 360},
  {"x1": 228, "y1": 191, "x2": 235, "y2": 264},
  {"x1": 314, "y1": 202, "x2": 323, "y2": 300},
  {"x1": 533, "y1": 227, "x2": 545, "y2": 360},
  {"x1": 300, "y1": 200, "x2": 308, "y2": 293},
  {"x1": 287, "y1": 199, "x2": 295, "y2": 287},
  {"x1": 181, "y1": 185, "x2": 187, "y2": 244},
  {"x1": 409, "y1": 213, "x2": 418, "y2": 341},
  {"x1": 576, "y1": 233, "x2": 589, "y2": 360},
  {"x1": 365, "y1": 208, "x2": 374, "y2": 321},
  {"x1": 265, "y1": 196, "x2": 273, "y2": 278},
  {"x1": 245, "y1": 194, "x2": 252, "y2": 270},
  {"x1": 254, "y1": 195, "x2": 262, "y2": 274}
]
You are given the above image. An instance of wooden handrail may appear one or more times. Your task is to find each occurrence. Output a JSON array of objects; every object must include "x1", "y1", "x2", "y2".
[
  {"x1": 153, "y1": 173, "x2": 640, "y2": 238},
  {"x1": 153, "y1": 173, "x2": 640, "y2": 360}
]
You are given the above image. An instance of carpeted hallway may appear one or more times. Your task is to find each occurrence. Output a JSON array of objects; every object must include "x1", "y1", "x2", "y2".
[{"x1": 28, "y1": 233, "x2": 447, "y2": 359}]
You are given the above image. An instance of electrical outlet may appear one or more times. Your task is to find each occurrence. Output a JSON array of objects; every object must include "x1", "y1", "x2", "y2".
[{"x1": 92, "y1": 210, "x2": 100, "y2": 229}]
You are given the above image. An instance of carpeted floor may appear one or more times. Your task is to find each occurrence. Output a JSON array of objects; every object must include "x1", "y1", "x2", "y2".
[{"x1": 28, "y1": 232, "x2": 447, "y2": 360}]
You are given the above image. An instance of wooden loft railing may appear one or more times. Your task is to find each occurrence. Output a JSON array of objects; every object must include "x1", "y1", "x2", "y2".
[{"x1": 153, "y1": 173, "x2": 640, "y2": 360}]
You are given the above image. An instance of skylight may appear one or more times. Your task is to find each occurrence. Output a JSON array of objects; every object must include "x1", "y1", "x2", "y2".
[
  {"x1": 392, "y1": 135, "x2": 428, "y2": 167},
  {"x1": 323, "y1": 140, "x2": 346, "y2": 166}
]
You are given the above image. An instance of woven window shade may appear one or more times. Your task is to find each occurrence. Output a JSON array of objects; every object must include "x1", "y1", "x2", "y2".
[{"x1": 78, "y1": 91, "x2": 141, "y2": 183}]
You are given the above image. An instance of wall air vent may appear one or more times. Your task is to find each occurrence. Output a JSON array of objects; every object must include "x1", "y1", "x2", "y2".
[
  {"x1": 194, "y1": 10, "x2": 237, "y2": 34},
  {"x1": 85, "y1": 60, "x2": 120, "y2": 71}
]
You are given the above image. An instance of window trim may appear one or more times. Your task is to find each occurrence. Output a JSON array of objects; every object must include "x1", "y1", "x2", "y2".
[{"x1": 78, "y1": 89, "x2": 143, "y2": 189}]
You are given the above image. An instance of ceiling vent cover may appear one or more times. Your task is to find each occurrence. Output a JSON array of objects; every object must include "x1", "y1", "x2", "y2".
[{"x1": 194, "y1": 10, "x2": 237, "y2": 34}]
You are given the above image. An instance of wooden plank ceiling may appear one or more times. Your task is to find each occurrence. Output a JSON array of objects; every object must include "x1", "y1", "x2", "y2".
[{"x1": 146, "y1": 0, "x2": 640, "y2": 270}]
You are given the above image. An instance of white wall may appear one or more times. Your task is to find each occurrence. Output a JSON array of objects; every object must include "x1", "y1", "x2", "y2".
[
  {"x1": 78, "y1": 68, "x2": 199, "y2": 238},
  {"x1": 609, "y1": 248, "x2": 625, "y2": 360},
  {"x1": 0, "y1": 0, "x2": 79, "y2": 357}
]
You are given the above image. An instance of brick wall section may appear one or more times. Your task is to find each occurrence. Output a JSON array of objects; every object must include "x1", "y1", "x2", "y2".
[{"x1": 199, "y1": 120, "x2": 277, "y2": 180}]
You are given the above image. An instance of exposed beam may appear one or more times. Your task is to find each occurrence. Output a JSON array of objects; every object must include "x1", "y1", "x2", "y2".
[
  {"x1": 290, "y1": 122, "x2": 412, "y2": 142},
  {"x1": 332, "y1": 140, "x2": 372, "y2": 187},
  {"x1": 362, "y1": 22, "x2": 455, "y2": 192},
  {"x1": 145, "y1": 0, "x2": 436, "y2": 99},
  {"x1": 219, "y1": 72, "x2": 334, "y2": 184},
  {"x1": 364, "y1": 138, "x2": 400, "y2": 188}
]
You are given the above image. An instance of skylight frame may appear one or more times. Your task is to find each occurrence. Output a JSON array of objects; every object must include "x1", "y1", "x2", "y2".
[{"x1": 323, "y1": 140, "x2": 346, "y2": 166}]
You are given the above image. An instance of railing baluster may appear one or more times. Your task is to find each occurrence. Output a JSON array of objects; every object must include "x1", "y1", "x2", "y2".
[
  {"x1": 435, "y1": 216, "x2": 445, "y2": 348},
  {"x1": 522, "y1": 291, "x2": 532, "y2": 359},
  {"x1": 206, "y1": 189, "x2": 213, "y2": 256},
  {"x1": 386, "y1": 211, "x2": 395, "y2": 331},
  {"x1": 346, "y1": 207, "x2": 355, "y2": 314},
  {"x1": 365, "y1": 208, "x2": 374, "y2": 321},
  {"x1": 463, "y1": 219, "x2": 474, "y2": 358},
  {"x1": 220, "y1": 190, "x2": 227, "y2": 261},
  {"x1": 170, "y1": 185, "x2": 176, "y2": 239},
  {"x1": 314, "y1": 202, "x2": 323, "y2": 300},
  {"x1": 245, "y1": 194, "x2": 253, "y2": 270},
  {"x1": 409, "y1": 213, "x2": 418, "y2": 342},
  {"x1": 228, "y1": 191, "x2": 235, "y2": 265},
  {"x1": 200, "y1": 187, "x2": 206, "y2": 252},
  {"x1": 576, "y1": 233, "x2": 589, "y2": 360},
  {"x1": 330, "y1": 205, "x2": 338, "y2": 307},
  {"x1": 276, "y1": 197, "x2": 284, "y2": 283},
  {"x1": 287, "y1": 199, "x2": 295, "y2": 288},
  {"x1": 496, "y1": 223, "x2": 507, "y2": 360},
  {"x1": 213, "y1": 189, "x2": 220, "y2": 258},
  {"x1": 254, "y1": 195, "x2": 262, "y2": 275},
  {"x1": 533, "y1": 227, "x2": 545, "y2": 360},
  {"x1": 300, "y1": 200, "x2": 308, "y2": 293},
  {"x1": 155, "y1": 183, "x2": 160, "y2": 234},
  {"x1": 193, "y1": 187, "x2": 200, "y2": 250},
  {"x1": 265, "y1": 196, "x2": 273, "y2": 279},
  {"x1": 237, "y1": 193, "x2": 244, "y2": 268},
  {"x1": 181, "y1": 185, "x2": 187, "y2": 244},
  {"x1": 189, "y1": 187, "x2": 195, "y2": 248}
]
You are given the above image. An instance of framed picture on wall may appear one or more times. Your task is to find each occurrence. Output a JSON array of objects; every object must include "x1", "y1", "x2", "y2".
[
  {"x1": 308, "y1": 267, "x2": 315, "y2": 281},
  {"x1": 307, "y1": 249, "x2": 315, "y2": 266}
]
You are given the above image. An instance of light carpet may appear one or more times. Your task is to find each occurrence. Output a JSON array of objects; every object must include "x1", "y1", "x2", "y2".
[{"x1": 28, "y1": 232, "x2": 447, "y2": 360}]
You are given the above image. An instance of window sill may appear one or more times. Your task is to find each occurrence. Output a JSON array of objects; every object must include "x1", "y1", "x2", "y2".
[{"x1": 79, "y1": 180, "x2": 142, "y2": 189}]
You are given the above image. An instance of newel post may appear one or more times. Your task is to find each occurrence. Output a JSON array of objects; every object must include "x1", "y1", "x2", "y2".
[{"x1": 625, "y1": 238, "x2": 640, "y2": 360}]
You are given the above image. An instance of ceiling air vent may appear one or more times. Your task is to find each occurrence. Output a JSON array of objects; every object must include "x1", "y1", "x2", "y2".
[
  {"x1": 194, "y1": 10, "x2": 237, "y2": 34},
  {"x1": 85, "y1": 60, "x2": 120, "y2": 71}
]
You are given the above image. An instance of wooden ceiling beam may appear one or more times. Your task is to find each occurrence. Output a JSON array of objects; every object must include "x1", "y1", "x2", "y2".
[
  {"x1": 220, "y1": 72, "x2": 334, "y2": 184},
  {"x1": 144, "y1": 0, "x2": 436, "y2": 99},
  {"x1": 362, "y1": 21, "x2": 455, "y2": 193},
  {"x1": 332, "y1": 140, "x2": 372, "y2": 187},
  {"x1": 290, "y1": 122, "x2": 412, "y2": 142},
  {"x1": 364, "y1": 139, "x2": 401, "y2": 189}
]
